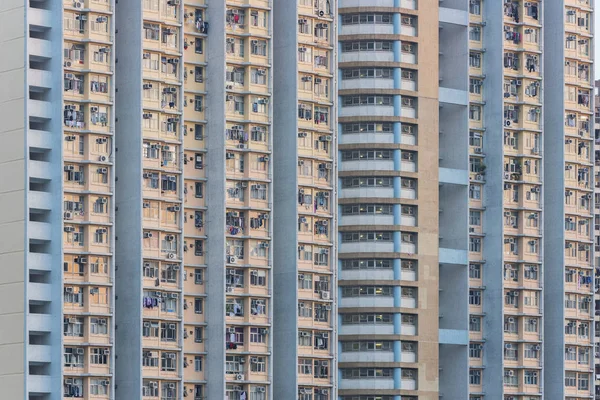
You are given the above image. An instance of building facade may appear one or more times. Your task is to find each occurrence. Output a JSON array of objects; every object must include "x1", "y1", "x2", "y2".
[
  {"x1": 336, "y1": 0, "x2": 440, "y2": 399},
  {"x1": 0, "y1": 0, "x2": 116, "y2": 399},
  {"x1": 273, "y1": 0, "x2": 338, "y2": 399},
  {"x1": 0, "y1": 0, "x2": 337, "y2": 400}
]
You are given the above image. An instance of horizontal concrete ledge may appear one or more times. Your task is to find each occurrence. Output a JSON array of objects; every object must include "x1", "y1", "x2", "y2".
[
  {"x1": 439, "y1": 328, "x2": 469, "y2": 345},
  {"x1": 439, "y1": 247, "x2": 468, "y2": 265},
  {"x1": 439, "y1": 7, "x2": 468, "y2": 26},
  {"x1": 439, "y1": 167, "x2": 469, "y2": 186},
  {"x1": 439, "y1": 87, "x2": 469, "y2": 106}
]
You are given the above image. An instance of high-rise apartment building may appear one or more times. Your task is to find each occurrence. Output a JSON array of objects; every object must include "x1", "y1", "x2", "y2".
[
  {"x1": 114, "y1": 0, "x2": 337, "y2": 399},
  {"x1": 462, "y1": 0, "x2": 595, "y2": 399},
  {"x1": 272, "y1": 1, "x2": 337, "y2": 399},
  {"x1": 335, "y1": 0, "x2": 596, "y2": 399},
  {"x1": 0, "y1": 0, "x2": 116, "y2": 399},
  {"x1": 0, "y1": 0, "x2": 336, "y2": 399},
  {"x1": 3, "y1": 1, "x2": 600, "y2": 400},
  {"x1": 336, "y1": 0, "x2": 439, "y2": 399},
  {"x1": 594, "y1": 79, "x2": 600, "y2": 400}
]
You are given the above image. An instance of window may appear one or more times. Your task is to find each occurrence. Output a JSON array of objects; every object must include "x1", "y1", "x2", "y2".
[
  {"x1": 194, "y1": 95, "x2": 203, "y2": 112},
  {"x1": 90, "y1": 379, "x2": 108, "y2": 395},
  {"x1": 469, "y1": 316, "x2": 481, "y2": 332},
  {"x1": 469, "y1": 105, "x2": 482, "y2": 121},
  {"x1": 251, "y1": 40, "x2": 267, "y2": 56},
  {"x1": 469, "y1": 26, "x2": 481, "y2": 41},
  {"x1": 342, "y1": 95, "x2": 393, "y2": 107},
  {"x1": 342, "y1": 232, "x2": 393, "y2": 243},
  {"x1": 504, "y1": 370, "x2": 518, "y2": 386},
  {"x1": 193, "y1": 356, "x2": 202, "y2": 372},
  {"x1": 525, "y1": 318, "x2": 538, "y2": 332},
  {"x1": 341, "y1": 13, "x2": 392, "y2": 25},
  {"x1": 342, "y1": 41, "x2": 393, "y2": 52},
  {"x1": 565, "y1": 371, "x2": 577, "y2": 387},
  {"x1": 469, "y1": 290, "x2": 481, "y2": 305},
  {"x1": 64, "y1": 378, "x2": 84, "y2": 398},
  {"x1": 90, "y1": 348, "x2": 108, "y2": 365},
  {"x1": 524, "y1": 344, "x2": 539, "y2": 359},
  {"x1": 469, "y1": 78, "x2": 482, "y2": 94},
  {"x1": 341, "y1": 313, "x2": 393, "y2": 325},
  {"x1": 469, "y1": 238, "x2": 481, "y2": 252},
  {"x1": 90, "y1": 317, "x2": 108, "y2": 335},
  {"x1": 469, "y1": 0, "x2": 481, "y2": 15},
  {"x1": 63, "y1": 316, "x2": 83, "y2": 337},
  {"x1": 64, "y1": 347, "x2": 85, "y2": 368},
  {"x1": 524, "y1": 370, "x2": 538, "y2": 385},
  {"x1": 161, "y1": 352, "x2": 177, "y2": 371},
  {"x1": 250, "y1": 327, "x2": 267, "y2": 344},
  {"x1": 469, "y1": 184, "x2": 481, "y2": 200},
  {"x1": 160, "y1": 322, "x2": 177, "y2": 342},
  {"x1": 250, "y1": 269, "x2": 266, "y2": 286},
  {"x1": 469, "y1": 343, "x2": 482, "y2": 358},
  {"x1": 194, "y1": 298, "x2": 203, "y2": 314},
  {"x1": 341, "y1": 286, "x2": 393, "y2": 297},
  {"x1": 578, "y1": 373, "x2": 589, "y2": 390},
  {"x1": 469, "y1": 52, "x2": 481, "y2": 68},
  {"x1": 504, "y1": 317, "x2": 518, "y2": 333},
  {"x1": 193, "y1": 327, "x2": 203, "y2": 343},
  {"x1": 469, "y1": 369, "x2": 481, "y2": 385},
  {"x1": 469, "y1": 264, "x2": 481, "y2": 279}
]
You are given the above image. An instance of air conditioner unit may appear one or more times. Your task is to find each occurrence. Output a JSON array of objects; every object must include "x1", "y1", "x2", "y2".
[
  {"x1": 507, "y1": 317, "x2": 515, "y2": 323},
  {"x1": 228, "y1": 256, "x2": 237, "y2": 264},
  {"x1": 143, "y1": 83, "x2": 153, "y2": 90},
  {"x1": 64, "y1": 211, "x2": 73, "y2": 220},
  {"x1": 64, "y1": 226, "x2": 75, "y2": 233},
  {"x1": 320, "y1": 291, "x2": 330, "y2": 300},
  {"x1": 236, "y1": 374, "x2": 243, "y2": 380},
  {"x1": 97, "y1": 168, "x2": 108, "y2": 174},
  {"x1": 103, "y1": 349, "x2": 110, "y2": 355},
  {"x1": 257, "y1": 387, "x2": 266, "y2": 393}
]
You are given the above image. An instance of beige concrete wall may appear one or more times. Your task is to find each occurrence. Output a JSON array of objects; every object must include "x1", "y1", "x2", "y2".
[
  {"x1": 0, "y1": 1, "x2": 26, "y2": 398},
  {"x1": 414, "y1": 1, "x2": 439, "y2": 397}
]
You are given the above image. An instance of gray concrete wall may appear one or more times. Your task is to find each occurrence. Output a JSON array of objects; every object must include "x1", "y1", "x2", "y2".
[
  {"x1": 0, "y1": 2, "x2": 26, "y2": 398},
  {"x1": 114, "y1": 1, "x2": 144, "y2": 397},
  {"x1": 204, "y1": 2, "x2": 227, "y2": 398},
  {"x1": 480, "y1": 1, "x2": 508, "y2": 395},
  {"x1": 542, "y1": 1, "x2": 567, "y2": 397},
  {"x1": 272, "y1": 0, "x2": 300, "y2": 397}
]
